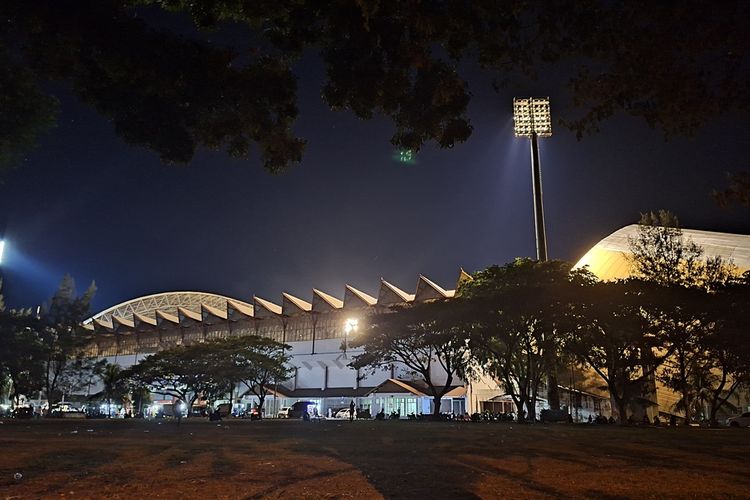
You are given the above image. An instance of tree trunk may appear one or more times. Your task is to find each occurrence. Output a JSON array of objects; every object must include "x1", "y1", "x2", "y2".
[
  {"x1": 258, "y1": 395, "x2": 265, "y2": 419},
  {"x1": 616, "y1": 397, "x2": 628, "y2": 425},
  {"x1": 527, "y1": 397, "x2": 537, "y2": 422},
  {"x1": 515, "y1": 398, "x2": 527, "y2": 422},
  {"x1": 432, "y1": 395, "x2": 442, "y2": 419},
  {"x1": 547, "y1": 371, "x2": 560, "y2": 411},
  {"x1": 709, "y1": 404, "x2": 720, "y2": 427},
  {"x1": 679, "y1": 350, "x2": 691, "y2": 424}
]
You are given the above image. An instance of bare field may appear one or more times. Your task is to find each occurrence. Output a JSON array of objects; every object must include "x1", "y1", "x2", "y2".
[{"x1": 0, "y1": 418, "x2": 748, "y2": 499}]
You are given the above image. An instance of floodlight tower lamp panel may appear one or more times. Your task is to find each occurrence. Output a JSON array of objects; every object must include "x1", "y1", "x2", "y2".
[{"x1": 513, "y1": 97, "x2": 552, "y2": 138}]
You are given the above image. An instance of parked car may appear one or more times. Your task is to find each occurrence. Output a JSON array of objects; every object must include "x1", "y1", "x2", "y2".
[
  {"x1": 215, "y1": 403, "x2": 232, "y2": 418},
  {"x1": 246, "y1": 407, "x2": 261, "y2": 420},
  {"x1": 334, "y1": 408, "x2": 352, "y2": 419},
  {"x1": 287, "y1": 401, "x2": 316, "y2": 419},
  {"x1": 11, "y1": 407, "x2": 34, "y2": 419},
  {"x1": 726, "y1": 412, "x2": 750, "y2": 427},
  {"x1": 49, "y1": 404, "x2": 86, "y2": 419},
  {"x1": 277, "y1": 407, "x2": 291, "y2": 418}
]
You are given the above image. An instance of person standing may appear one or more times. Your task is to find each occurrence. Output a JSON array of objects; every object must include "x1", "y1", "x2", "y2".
[
  {"x1": 175, "y1": 398, "x2": 183, "y2": 426},
  {"x1": 349, "y1": 400, "x2": 355, "y2": 421}
]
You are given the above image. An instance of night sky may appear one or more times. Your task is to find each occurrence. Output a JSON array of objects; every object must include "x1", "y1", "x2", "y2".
[{"x1": 1, "y1": 14, "x2": 748, "y2": 314}]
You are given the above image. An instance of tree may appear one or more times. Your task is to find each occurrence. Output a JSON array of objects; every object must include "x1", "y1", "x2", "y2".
[
  {"x1": 90, "y1": 362, "x2": 128, "y2": 418},
  {"x1": 0, "y1": 308, "x2": 46, "y2": 406},
  {"x1": 350, "y1": 299, "x2": 471, "y2": 419},
  {"x1": 696, "y1": 279, "x2": 750, "y2": 425},
  {"x1": 629, "y1": 211, "x2": 737, "y2": 290},
  {"x1": 628, "y1": 210, "x2": 739, "y2": 422},
  {"x1": 714, "y1": 172, "x2": 750, "y2": 209},
  {"x1": 568, "y1": 280, "x2": 673, "y2": 423},
  {"x1": 209, "y1": 336, "x2": 293, "y2": 418},
  {"x1": 39, "y1": 275, "x2": 97, "y2": 405},
  {"x1": 126, "y1": 343, "x2": 230, "y2": 414},
  {"x1": 2, "y1": 1, "x2": 747, "y2": 175},
  {"x1": 459, "y1": 259, "x2": 596, "y2": 419},
  {"x1": 56, "y1": 358, "x2": 105, "y2": 402}
]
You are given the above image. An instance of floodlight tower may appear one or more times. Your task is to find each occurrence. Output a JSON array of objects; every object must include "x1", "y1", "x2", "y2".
[{"x1": 513, "y1": 97, "x2": 552, "y2": 261}]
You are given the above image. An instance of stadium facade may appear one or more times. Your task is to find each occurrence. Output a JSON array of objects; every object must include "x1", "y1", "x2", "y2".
[
  {"x1": 83, "y1": 277, "x2": 470, "y2": 418},
  {"x1": 82, "y1": 224, "x2": 750, "y2": 420}
]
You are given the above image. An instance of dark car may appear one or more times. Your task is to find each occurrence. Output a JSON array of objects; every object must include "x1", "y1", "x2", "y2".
[
  {"x1": 287, "y1": 401, "x2": 316, "y2": 419},
  {"x1": 12, "y1": 407, "x2": 34, "y2": 419}
]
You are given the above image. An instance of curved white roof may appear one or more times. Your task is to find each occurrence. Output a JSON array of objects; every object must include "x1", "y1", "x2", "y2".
[
  {"x1": 86, "y1": 291, "x2": 253, "y2": 324},
  {"x1": 574, "y1": 224, "x2": 750, "y2": 281}
]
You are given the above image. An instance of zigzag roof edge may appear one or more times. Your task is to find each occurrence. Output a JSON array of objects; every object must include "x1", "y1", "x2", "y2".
[
  {"x1": 201, "y1": 303, "x2": 228, "y2": 320},
  {"x1": 380, "y1": 279, "x2": 415, "y2": 302},
  {"x1": 178, "y1": 306, "x2": 202, "y2": 323},
  {"x1": 112, "y1": 315, "x2": 134, "y2": 329},
  {"x1": 313, "y1": 288, "x2": 344, "y2": 309},
  {"x1": 282, "y1": 292, "x2": 312, "y2": 313},
  {"x1": 156, "y1": 309, "x2": 179, "y2": 324},
  {"x1": 345, "y1": 285, "x2": 378, "y2": 306},
  {"x1": 85, "y1": 269, "x2": 471, "y2": 328},
  {"x1": 417, "y1": 275, "x2": 450, "y2": 298},
  {"x1": 254, "y1": 296, "x2": 283, "y2": 315},
  {"x1": 133, "y1": 312, "x2": 157, "y2": 327},
  {"x1": 227, "y1": 299, "x2": 254, "y2": 317}
]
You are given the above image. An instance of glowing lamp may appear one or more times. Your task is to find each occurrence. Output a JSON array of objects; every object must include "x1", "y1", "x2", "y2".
[
  {"x1": 513, "y1": 97, "x2": 552, "y2": 138},
  {"x1": 344, "y1": 318, "x2": 358, "y2": 335}
]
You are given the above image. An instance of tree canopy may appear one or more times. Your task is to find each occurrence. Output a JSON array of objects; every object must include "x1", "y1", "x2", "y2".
[
  {"x1": 0, "y1": 275, "x2": 97, "y2": 406},
  {"x1": 350, "y1": 298, "x2": 471, "y2": 418},
  {"x1": 209, "y1": 335, "x2": 293, "y2": 416},
  {"x1": 458, "y1": 259, "x2": 596, "y2": 419},
  {"x1": 126, "y1": 343, "x2": 230, "y2": 410},
  {"x1": 2, "y1": 1, "x2": 748, "y2": 177},
  {"x1": 628, "y1": 211, "x2": 742, "y2": 422},
  {"x1": 125, "y1": 335, "x2": 292, "y2": 416}
]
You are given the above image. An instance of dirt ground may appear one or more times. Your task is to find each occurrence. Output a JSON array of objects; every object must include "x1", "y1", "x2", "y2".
[{"x1": 0, "y1": 418, "x2": 748, "y2": 499}]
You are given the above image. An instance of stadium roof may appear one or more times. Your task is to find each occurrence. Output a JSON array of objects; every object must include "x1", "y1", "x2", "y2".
[
  {"x1": 85, "y1": 273, "x2": 462, "y2": 328},
  {"x1": 573, "y1": 224, "x2": 750, "y2": 281},
  {"x1": 86, "y1": 224, "x2": 750, "y2": 330}
]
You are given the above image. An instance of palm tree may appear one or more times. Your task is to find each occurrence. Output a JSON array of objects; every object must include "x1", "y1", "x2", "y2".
[{"x1": 95, "y1": 363, "x2": 127, "y2": 418}]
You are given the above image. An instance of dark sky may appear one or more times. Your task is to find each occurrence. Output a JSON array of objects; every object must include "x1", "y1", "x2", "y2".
[{"x1": 1, "y1": 15, "x2": 748, "y2": 313}]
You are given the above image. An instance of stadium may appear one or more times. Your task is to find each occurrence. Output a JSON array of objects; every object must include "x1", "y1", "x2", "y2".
[{"x1": 80, "y1": 224, "x2": 750, "y2": 420}]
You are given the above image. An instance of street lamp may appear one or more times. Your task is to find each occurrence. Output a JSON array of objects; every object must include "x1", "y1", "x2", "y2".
[
  {"x1": 513, "y1": 97, "x2": 552, "y2": 262},
  {"x1": 0, "y1": 240, "x2": 5, "y2": 265},
  {"x1": 342, "y1": 318, "x2": 358, "y2": 357}
]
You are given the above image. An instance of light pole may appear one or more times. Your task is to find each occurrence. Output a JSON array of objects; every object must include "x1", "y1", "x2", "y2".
[
  {"x1": 0, "y1": 240, "x2": 5, "y2": 266},
  {"x1": 513, "y1": 97, "x2": 552, "y2": 262}
]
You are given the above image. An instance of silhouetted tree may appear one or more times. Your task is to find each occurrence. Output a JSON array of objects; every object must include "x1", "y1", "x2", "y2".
[
  {"x1": 89, "y1": 363, "x2": 128, "y2": 417},
  {"x1": 2, "y1": 1, "x2": 747, "y2": 176},
  {"x1": 459, "y1": 259, "x2": 595, "y2": 419},
  {"x1": 714, "y1": 172, "x2": 750, "y2": 208},
  {"x1": 697, "y1": 278, "x2": 750, "y2": 425},
  {"x1": 568, "y1": 280, "x2": 673, "y2": 423},
  {"x1": 126, "y1": 343, "x2": 231, "y2": 414},
  {"x1": 39, "y1": 275, "x2": 97, "y2": 405},
  {"x1": 0, "y1": 308, "x2": 46, "y2": 405},
  {"x1": 350, "y1": 299, "x2": 471, "y2": 419},
  {"x1": 628, "y1": 211, "x2": 739, "y2": 422},
  {"x1": 207, "y1": 335, "x2": 293, "y2": 418}
]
